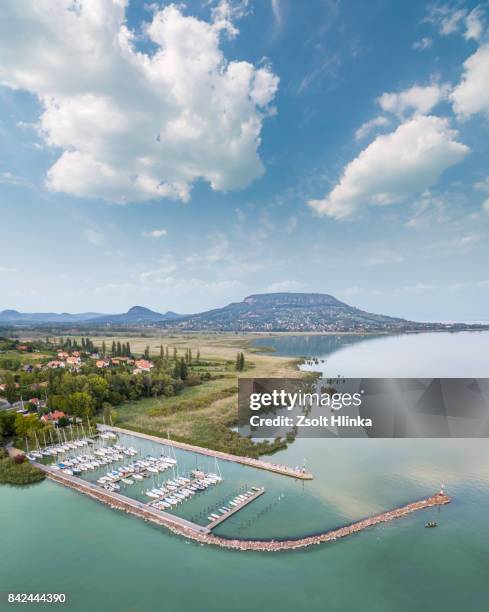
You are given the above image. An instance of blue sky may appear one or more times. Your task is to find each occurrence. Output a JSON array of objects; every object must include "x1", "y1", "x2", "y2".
[{"x1": 1, "y1": 0, "x2": 488, "y2": 320}]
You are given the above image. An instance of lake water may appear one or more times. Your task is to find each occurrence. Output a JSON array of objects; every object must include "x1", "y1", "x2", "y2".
[{"x1": 2, "y1": 332, "x2": 489, "y2": 611}]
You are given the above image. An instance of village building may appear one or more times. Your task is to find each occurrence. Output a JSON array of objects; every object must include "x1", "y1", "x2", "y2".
[
  {"x1": 133, "y1": 359, "x2": 154, "y2": 373},
  {"x1": 40, "y1": 410, "x2": 66, "y2": 424},
  {"x1": 47, "y1": 360, "x2": 66, "y2": 369}
]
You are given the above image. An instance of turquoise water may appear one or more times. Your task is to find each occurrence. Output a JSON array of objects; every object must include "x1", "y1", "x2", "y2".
[{"x1": 2, "y1": 332, "x2": 489, "y2": 611}]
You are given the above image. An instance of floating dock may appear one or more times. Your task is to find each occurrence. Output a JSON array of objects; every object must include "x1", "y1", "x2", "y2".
[
  {"x1": 207, "y1": 487, "x2": 265, "y2": 530},
  {"x1": 99, "y1": 424, "x2": 313, "y2": 480}
]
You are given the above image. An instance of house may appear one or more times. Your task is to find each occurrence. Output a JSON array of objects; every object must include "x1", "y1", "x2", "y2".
[
  {"x1": 133, "y1": 359, "x2": 154, "y2": 372},
  {"x1": 66, "y1": 356, "x2": 81, "y2": 367},
  {"x1": 40, "y1": 410, "x2": 66, "y2": 424},
  {"x1": 96, "y1": 360, "x2": 110, "y2": 368},
  {"x1": 47, "y1": 360, "x2": 65, "y2": 369},
  {"x1": 57, "y1": 351, "x2": 69, "y2": 359},
  {"x1": 29, "y1": 398, "x2": 41, "y2": 408},
  {"x1": 16, "y1": 345, "x2": 29, "y2": 351}
]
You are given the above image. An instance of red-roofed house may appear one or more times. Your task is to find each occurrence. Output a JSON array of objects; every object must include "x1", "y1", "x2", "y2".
[
  {"x1": 133, "y1": 359, "x2": 154, "y2": 373},
  {"x1": 40, "y1": 411, "x2": 66, "y2": 424}
]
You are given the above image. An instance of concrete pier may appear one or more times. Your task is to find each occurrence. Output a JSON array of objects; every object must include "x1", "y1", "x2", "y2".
[{"x1": 99, "y1": 424, "x2": 313, "y2": 480}]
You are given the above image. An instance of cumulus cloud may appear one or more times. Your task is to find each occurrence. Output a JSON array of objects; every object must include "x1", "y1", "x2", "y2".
[
  {"x1": 142, "y1": 229, "x2": 167, "y2": 238},
  {"x1": 464, "y1": 7, "x2": 485, "y2": 41},
  {"x1": 451, "y1": 44, "x2": 489, "y2": 118},
  {"x1": 0, "y1": 1, "x2": 278, "y2": 204},
  {"x1": 483, "y1": 199, "x2": 489, "y2": 213},
  {"x1": 378, "y1": 83, "x2": 450, "y2": 117},
  {"x1": 308, "y1": 116, "x2": 469, "y2": 219},
  {"x1": 354, "y1": 116, "x2": 390, "y2": 141}
]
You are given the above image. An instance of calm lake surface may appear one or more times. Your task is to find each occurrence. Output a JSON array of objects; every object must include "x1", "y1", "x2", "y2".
[{"x1": 2, "y1": 331, "x2": 489, "y2": 612}]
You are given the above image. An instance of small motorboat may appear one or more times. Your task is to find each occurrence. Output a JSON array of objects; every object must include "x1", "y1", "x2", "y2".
[{"x1": 425, "y1": 521, "x2": 437, "y2": 528}]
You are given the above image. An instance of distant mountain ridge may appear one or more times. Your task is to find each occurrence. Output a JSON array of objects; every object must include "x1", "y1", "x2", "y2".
[
  {"x1": 90, "y1": 306, "x2": 180, "y2": 325},
  {"x1": 0, "y1": 306, "x2": 180, "y2": 326},
  {"x1": 1, "y1": 293, "x2": 486, "y2": 332},
  {"x1": 0, "y1": 309, "x2": 104, "y2": 324},
  {"x1": 157, "y1": 292, "x2": 413, "y2": 332}
]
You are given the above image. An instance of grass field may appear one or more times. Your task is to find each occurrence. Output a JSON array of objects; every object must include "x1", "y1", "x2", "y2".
[{"x1": 99, "y1": 333, "x2": 306, "y2": 455}]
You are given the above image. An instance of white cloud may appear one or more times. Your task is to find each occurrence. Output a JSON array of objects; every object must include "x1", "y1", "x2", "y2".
[
  {"x1": 455, "y1": 234, "x2": 480, "y2": 248},
  {"x1": 0, "y1": 1, "x2": 278, "y2": 204},
  {"x1": 483, "y1": 199, "x2": 489, "y2": 213},
  {"x1": 405, "y1": 194, "x2": 448, "y2": 229},
  {"x1": 399, "y1": 282, "x2": 437, "y2": 293},
  {"x1": 451, "y1": 44, "x2": 489, "y2": 118},
  {"x1": 354, "y1": 116, "x2": 390, "y2": 141},
  {"x1": 0, "y1": 171, "x2": 32, "y2": 188},
  {"x1": 464, "y1": 7, "x2": 485, "y2": 41},
  {"x1": 142, "y1": 228, "x2": 167, "y2": 238},
  {"x1": 413, "y1": 37, "x2": 433, "y2": 51},
  {"x1": 85, "y1": 229, "x2": 105, "y2": 245},
  {"x1": 426, "y1": 5, "x2": 467, "y2": 35},
  {"x1": 378, "y1": 83, "x2": 450, "y2": 117},
  {"x1": 308, "y1": 116, "x2": 469, "y2": 219},
  {"x1": 474, "y1": 176, "x2": 489, "y2": 192},
  {"x1": 0, "y1": 266, "x2": 17, "y2": 274},
  {"x1": 271, "y1": 0, "x2": 283, "y2": 27},
  {"x1": 267, "y1": 280, "x2": 304, "y2": 292}
]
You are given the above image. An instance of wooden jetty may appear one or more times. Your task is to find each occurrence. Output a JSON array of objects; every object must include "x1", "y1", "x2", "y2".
[
  {"x1": 207, "y1": 487, "x2": 265, "y2": 530},
  {"x1": 99, "y1": 424, "x2": 313, "y2": 480}
]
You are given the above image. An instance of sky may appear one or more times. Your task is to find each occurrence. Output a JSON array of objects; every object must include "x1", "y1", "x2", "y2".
[{"x1": 0, "y1": 0, "x2": 488, "y2": 321}]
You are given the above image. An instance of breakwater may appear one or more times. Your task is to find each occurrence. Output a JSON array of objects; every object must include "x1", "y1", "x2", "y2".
[
  {"x1": 99, "y1": 424, "x2": 313, "y2": 480},
  {"x1": 39, "y1": 464, "x2": 450, "y2": 552}
]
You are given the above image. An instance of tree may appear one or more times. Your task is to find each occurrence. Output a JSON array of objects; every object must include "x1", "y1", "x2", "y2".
[
  {"x1": 180, "y1": 357, "x2": 188, "y2": 381},
  {"x1": 111, "y1": 341, "x2": 116, "y2": 356},
  {"x1": 3, "y1": 372, "x2": 18, "y2": 403},
  {"x1": 67, "y1": 392, "x2": 94, "y2": 420},
  {"x1": 116, "y1": 341, "x2": 122, "y2": 357},
  {"x1": 160, "y1": 344, "x2": 164, "y2": 359},
  {"x1": 235, "y1": 352, "x2": 245, "y2": 371},
  {"x1": 102, "y1": 341, "x2": 106, "y2": 355},
  {"x1": 173, "y1": 346, "x2": 177, "y2": 360},
  {"x1": 14, "y1": 413, "x2": 41, "y2": 439},
  {"x1": 86, "y1": 375, "x2": 109, "y2": 409},
  {"x1": 144, "y1": 345, "x2": 150, "y2": 360},
  {"x1": 57, "y1": 416, "x2": 70, "y2": 428},
  {"x1": 126, "y1": 342, "x2": 131, "y2": 357}
]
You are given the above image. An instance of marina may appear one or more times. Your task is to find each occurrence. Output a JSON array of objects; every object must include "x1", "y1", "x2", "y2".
[
  {"x1": 27, "y1": 427, "x2": 451, "y2": 551},
  {"x1": 33, "y1": 460, "x2": 450, "y2": 551},
  {"x1": 99, "y1": 424, "x2": 314, "y2": 480}
]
